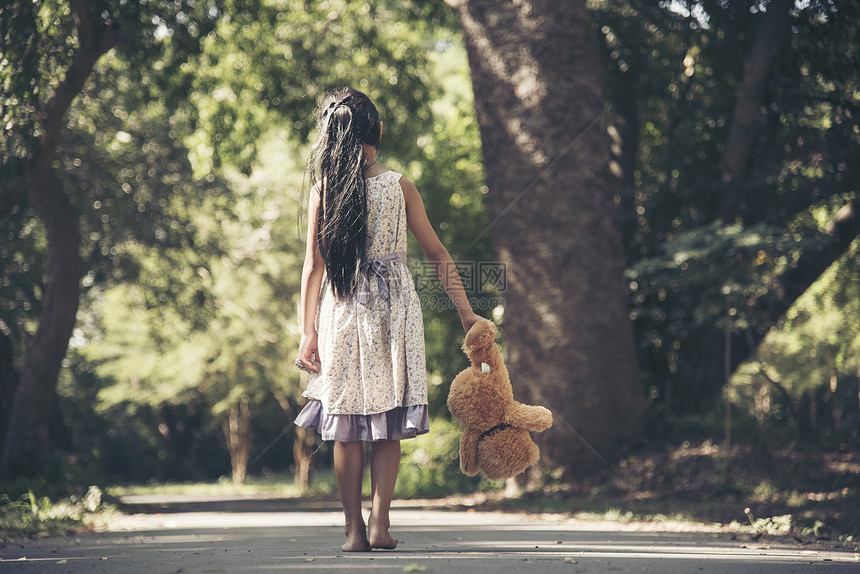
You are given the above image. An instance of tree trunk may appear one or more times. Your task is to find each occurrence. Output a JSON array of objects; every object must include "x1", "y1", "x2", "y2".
[
  {"x1": 809, "y1": 388, "x2": 818, "y2": 429},
  {"x1": 829, "y1": 370, "x2": 842, "y2": 433},
  {"x1": 274, "y1": 391, "x2": 315, "y2": 491},
  {"x1": 0, "y1": 171, "x2": 82, "y2": 478},
  {"x1": 450, "y1": 0, "x2": 643, "y2": 474},
  {"x1": 0, "y1": 332, "x2": 20, "y2": 452},
  {"x1": 292, "y1": 426, "x2": 314, "y2": 491},
  {"x1": 222, "y1": 401, "x2": 252, "y2": 485},
  {"x1": 720, "y1": 0, "x2": 792, "y2": 199},
  {"x1": 0, "y1": 0, "x2": 118, "y2": 478}
]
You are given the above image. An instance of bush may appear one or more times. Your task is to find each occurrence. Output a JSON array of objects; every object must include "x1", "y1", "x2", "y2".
[
  {"x1": 0, "y1": 486, "x2": 112, "y2": 540},
  {"x1": 395, "y1": 417, "x2": 505, "y2": 498}
]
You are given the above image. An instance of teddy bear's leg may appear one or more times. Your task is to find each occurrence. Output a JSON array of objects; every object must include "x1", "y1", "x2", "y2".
[
  {"x1": 476, "y1": 429, "x2": 539, "y2": 480},
  {"x1": 459, "y1": 431, "x2": 480, "y2": 476},
  {"x1": 504, "y1": 403, "x2": 553, "y2": 432}
]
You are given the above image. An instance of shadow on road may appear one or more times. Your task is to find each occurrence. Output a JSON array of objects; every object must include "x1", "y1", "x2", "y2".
[{"x1": 117, "y1": 494, "x2": 467, "y2": 515}]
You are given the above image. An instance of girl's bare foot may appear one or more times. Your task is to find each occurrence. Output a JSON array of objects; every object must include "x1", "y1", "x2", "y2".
[
  {"x1": 341, "y1": 522, "x2": 370, "y2": 552},
  {"x1": 368, "y1": 516, "x2": 398, "y2": 550}
]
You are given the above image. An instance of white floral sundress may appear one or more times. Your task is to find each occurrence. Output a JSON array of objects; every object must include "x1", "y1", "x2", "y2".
[{"x1": 294, "y1": 170, "x2": 429, "y2": 441}]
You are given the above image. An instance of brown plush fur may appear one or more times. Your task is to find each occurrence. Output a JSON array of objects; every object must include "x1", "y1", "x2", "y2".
[{"x1": 447, "y1": 319, "x2": 553, "y2": 480}]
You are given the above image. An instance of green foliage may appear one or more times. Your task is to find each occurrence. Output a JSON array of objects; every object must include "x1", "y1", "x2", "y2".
[
  {"x1": 1, "y1": 50, "x2": 196, "y2": 362},
  {"x1": 0, "y1": 0, "x2": 72, "y2": 167},
  {"x1": 6, "y1": 0, "x2": 859, "y2": 489},
  {"x1": 744, "y1": 507, "x2": 793, "y2": 535},
  {"x1": 79, "y1": 130, "x2": 308, "y2": 460},
  {"x1": 396, "y1": 418, "x2": 504, "y2": 498},
  {"x1": 1, "y1": 0, "x2": 232, "y2": 372},
  {"x1": 730, "y1": 236, "x2": 860, "y2": 439},
  {"x1": 754, "y1": 236, "x2": 860, "y2": 398},
  {"x1": 628, "y1": 215, "x2": 818, "y2": 407},
  {"x1": 0, "y1": 0, "x2": 225, "y2": 175},
  {"x1": 0, "y1": 486, "x2": 112, "y2": 540},
  {"x1": 594, "y1": 0, "x2": 860, "y2": 414},
  {"x1": 184, "y1": 0, "x2": 442, "y2": 176}
]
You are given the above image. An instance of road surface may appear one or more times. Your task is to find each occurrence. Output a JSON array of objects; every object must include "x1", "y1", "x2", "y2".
[{"x1": 1, "y1": 495, "x2": 857, "y2": 573}]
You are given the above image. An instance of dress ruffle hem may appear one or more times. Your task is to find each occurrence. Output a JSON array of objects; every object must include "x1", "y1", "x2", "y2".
[{"x1": 294, "y1": 400, "x2": 429, "y2": 442}]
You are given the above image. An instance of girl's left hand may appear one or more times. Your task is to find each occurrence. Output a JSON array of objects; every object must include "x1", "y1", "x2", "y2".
[
  {"x1": 459, "y1": 311, "x2": 482, "y2": 334},
  {"x1": 296, "y1": 331, "x2": 321, "y2": 373}
]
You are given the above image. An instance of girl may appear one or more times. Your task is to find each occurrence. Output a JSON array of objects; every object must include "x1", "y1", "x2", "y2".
[{"x1": 294, "y1": 87, "x2": 480, "y2": 552}]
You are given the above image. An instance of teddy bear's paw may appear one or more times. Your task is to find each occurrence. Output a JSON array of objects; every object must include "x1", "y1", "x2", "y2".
[
  {"x1": 534, "y1": 406, "x2": 553, "y2": 431},
  {"x1": 504, "y1": 403, "x2": 554, "y2": 432}
]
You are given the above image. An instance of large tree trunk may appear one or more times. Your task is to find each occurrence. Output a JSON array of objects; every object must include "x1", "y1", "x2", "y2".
[
  {"x1": 450, "y1": 0, "x2": 643, "y2": 474},
  {"x1": 0, "y1": 171, "x2": 82, "y2": 478},
  {"x1": 222, "y1": 401, "x2": 252, "y2": 485}
]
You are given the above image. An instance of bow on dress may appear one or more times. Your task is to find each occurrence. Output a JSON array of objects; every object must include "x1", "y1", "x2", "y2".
[{"x1": 357, "y1": 252, "x2": 406, "y2": 306}]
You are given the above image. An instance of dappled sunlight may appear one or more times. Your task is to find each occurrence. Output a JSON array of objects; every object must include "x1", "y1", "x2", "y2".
[
  {"x1": 2, "y1": 0, "x2": 859, "y2": 556},
  {"x1": 6, "y1": 508, "x2": 857, "y2": 571},
  {"x1": 464, "y1": 539, "x2": 844, "y2": 562},
  {"x1": 458, "y1": 3, "x2": 550, "y2": 168},
  {"x1": 730, "y1": 237, "x2": 860, "y2": 433},
  {"x1": 458, "y1": 3, "x2": 546, "y2": 109}
]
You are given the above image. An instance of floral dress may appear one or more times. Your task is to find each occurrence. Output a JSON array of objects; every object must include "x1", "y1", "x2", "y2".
[{"x1": 294, "y1": 171, "x2": 429, "y2": 441}]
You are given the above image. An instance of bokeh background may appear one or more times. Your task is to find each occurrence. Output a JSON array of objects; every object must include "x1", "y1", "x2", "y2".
[{"x1": 1, "y1": 0, "x2": 858, "y2": 540}]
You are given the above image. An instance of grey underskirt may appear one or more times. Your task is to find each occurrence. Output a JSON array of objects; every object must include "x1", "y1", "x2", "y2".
[{"x1": 294, "y1": 400, "x2": 429, "y2": 442}]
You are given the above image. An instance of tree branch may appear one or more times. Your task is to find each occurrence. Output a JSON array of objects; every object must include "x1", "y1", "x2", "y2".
[
  {"x1": 40, "y1": 0, "x2": 121, "y2": 167},
  {"x1": 745, "y1": 199, "x2": 859, "y2": 350},
  {"x1": 721, "y1": 0, "x2": 793, "y2": 184}
]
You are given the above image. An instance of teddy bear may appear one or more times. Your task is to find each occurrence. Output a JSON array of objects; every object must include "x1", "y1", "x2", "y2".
[{"x1": 447, "y1": 318, "x2": 553, "y2": 480}]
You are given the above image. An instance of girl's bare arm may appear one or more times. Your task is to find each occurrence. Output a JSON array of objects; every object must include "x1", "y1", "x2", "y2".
[
  {"x1": 297, "y1": 186, "x2": 325, "y2": 372},
  {"x1": 401, "y1": 177, "x2": 481, "y2": 333}
]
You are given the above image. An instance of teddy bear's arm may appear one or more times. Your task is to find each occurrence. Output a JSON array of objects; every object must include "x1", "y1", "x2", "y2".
[
  {"x1": 459, "y1": 430, "x2": 480, "y2": 476},
  {"x1": 504, "y1": 403, "x2": 553, "y2": 432}
]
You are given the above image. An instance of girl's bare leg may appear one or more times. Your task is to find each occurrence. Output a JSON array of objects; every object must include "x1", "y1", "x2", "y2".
[
  {"x1": 333, "y1": 441, "x2": 369, "y2": 552},
  {"x1": 368, "y1": 440, "x2": 400, "y2": 549}
]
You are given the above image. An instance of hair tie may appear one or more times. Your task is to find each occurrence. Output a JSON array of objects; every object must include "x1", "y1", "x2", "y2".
[
  {"x1": 323, "y1": 94, "x2": 376, "y2": 143},
  {"x1": 326, "y1": 96, "x2": 353, "y2": 116}
]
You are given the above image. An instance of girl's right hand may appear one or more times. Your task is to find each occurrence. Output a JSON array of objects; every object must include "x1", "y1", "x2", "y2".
[{"x1": 296, "y1": 331, "x2": 321, "y2": 373}]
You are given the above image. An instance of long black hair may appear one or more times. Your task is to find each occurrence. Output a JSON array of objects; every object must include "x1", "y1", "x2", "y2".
[{"x1": 308, "y1": 87, "x2": 382, "y2": 299}]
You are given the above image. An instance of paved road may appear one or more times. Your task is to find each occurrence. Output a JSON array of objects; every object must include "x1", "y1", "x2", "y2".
[{"x1": 1, "y1": 496, "x2": 858, "y2": 573}]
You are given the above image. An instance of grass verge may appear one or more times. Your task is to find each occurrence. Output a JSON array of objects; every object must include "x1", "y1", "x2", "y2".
[
  {"x1": 0, "y1": 486, "x2": 117, "y2": 540},
  {"x1": 105, "y1": 472, "x2": 336, "y2": 498}
]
